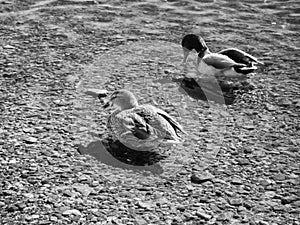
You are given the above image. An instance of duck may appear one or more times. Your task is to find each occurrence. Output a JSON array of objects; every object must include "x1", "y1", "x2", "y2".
[
  {"x1": 103, "y1": 89, "x2": 186, "y2": 151},
  {"x1": 181, "y1": 34, "x2": 263, "y2": 79},
  {"x1": 181, "y1": 34, "x2": 204, "y2": 64}
]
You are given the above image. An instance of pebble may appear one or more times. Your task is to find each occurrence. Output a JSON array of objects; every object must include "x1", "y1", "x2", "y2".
[
  {"x1": 73, "y1": 184, "x2": 94, "y2": 196},
  {"x1": 62, "y1": 209, "x2": 82, "y2": 216},
  {"x1": 31, "y1": 215, "x2": 40, "y2": 219},
  {"x1": 84, "y1": 89, "x2": 109, "y2": 98},
  {"x1": 278, "y1": 99, "x2": 292, "y2": 106},
  {"x1": 137, "y1": 201, "x2": 154, "y2": 210},
  {"x1": 231, "y1": 177, "x2": 243, "y2": 185},
  {"x1": 3, "y1": 45, "x2": 15, "y2": 49},
  {"x1": 23, "y1": 137, "x2": 38, "y2": 144},
  {"x1": 195, "y1": 210, "x2": 211, "y2": 220},
  {"x1": 191, "y1": 172, "x2": 214, "y2": 184},
  {"x1": 242, "y1": 125, "x2": 256, "y2": 130},
  {"x1": 281, "y1": 195, "x2": 299, "y2": 204},
  {"x1": 22, "y1": 128, "x2": 35, "y2": 133},
  {"x1": 53, "y1": 99, "x2": 69, "y2": 106},
  {"x1": 265, "y1": 103, "x2": 277, "y2": 111},
  {"x1": 229, "y1": 198, "x2": 243, "y2": 206},
  {"x1": 7, "y1": 205, "x2": 18, "y2": 212},
  {"x1": 237, "y1": 206, "x2": 247, "y2": 212},
  {"x1": 264, "y1": 191, "x2": 276, "y2": 198},
  {"x1": 237, "y1": 159, "x2": 250, "y2": 165},
  {"x1": 258, "y1": 221, "x2": 270, "y2": 225}
]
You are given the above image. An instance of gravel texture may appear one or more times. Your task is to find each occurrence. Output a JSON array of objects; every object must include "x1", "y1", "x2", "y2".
[{"x1": 0, "y1": 0, "x2": 299, "y2": 225}]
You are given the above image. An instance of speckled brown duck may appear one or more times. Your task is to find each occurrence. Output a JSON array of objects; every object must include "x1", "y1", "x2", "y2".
[{"x1": 103, "y1": 89, "x2": 186, "y2": 151}]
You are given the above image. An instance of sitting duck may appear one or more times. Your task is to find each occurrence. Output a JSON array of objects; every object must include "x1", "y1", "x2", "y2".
[{"x1": 103, "y1": 89, "x2": 186, "y2": 151}]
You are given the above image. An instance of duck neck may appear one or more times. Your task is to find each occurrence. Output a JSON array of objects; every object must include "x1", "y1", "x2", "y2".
[
  {"x1": 197, "y1": 47, "x2": 211, "y2": 66},
  {"x1": 198, "y1": 47, "x2": 211, "y2": 59},
  {"x1": 205, "y1": 48, "x2": 212, "y2": 54}
]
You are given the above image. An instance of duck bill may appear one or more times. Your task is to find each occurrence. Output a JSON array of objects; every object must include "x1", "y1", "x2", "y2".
[
  {"x1": 182, "y1": 47, "x2": 190, "y2": 63},
  {"x1": 196, "y1": 56, "x2": 201, "y2": 67}
]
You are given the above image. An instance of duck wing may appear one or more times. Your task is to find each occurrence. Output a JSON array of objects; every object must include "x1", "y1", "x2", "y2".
[
  {"x1": 218, "y1": 48, "x2": 263, "y2": 66},
  {"x1": 156, "y1": 109, "x2": 186, "y2": 136},
  {"x1": 203, "y1": 53, "x2": 246, "y2": 69},
  {"x1": 117, "y1": 113, "x2": 154, "y2": 140},
  {"x1": 134, "y1": 105, "x2": 186, "y2": 140}
]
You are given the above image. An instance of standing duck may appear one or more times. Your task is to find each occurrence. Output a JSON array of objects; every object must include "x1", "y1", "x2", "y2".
[
  {"x1": 181, "y1": 34, "x2": 263, "y2": 78},
  {"x1": 103, "y1": 90, "x2": 185, "y2": 151}
]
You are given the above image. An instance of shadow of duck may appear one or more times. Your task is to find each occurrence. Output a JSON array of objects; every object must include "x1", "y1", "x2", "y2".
[
  {"x1": 154, "y1": 76, "x2": 238, "y2": 105},
  {"x1": 174, "y1": 77, "x2": 236, "y2": 105},
  {"x1": 77, "y1": 137, "x2": 167, "y2": 175}
]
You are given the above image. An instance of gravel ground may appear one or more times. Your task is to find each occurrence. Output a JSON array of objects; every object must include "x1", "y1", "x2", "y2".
[{"x1": 0, "y1": 0, "x2": 299, "y2": 225}]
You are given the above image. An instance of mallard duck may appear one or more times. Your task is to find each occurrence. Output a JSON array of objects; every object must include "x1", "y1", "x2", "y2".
[
  {"x1": 181, "y1": 34, "x2": 263, "y2": 78},
  {"x1": 181, "y1": 34, "x2": 204, "y2": 64},
  {"x1": 103, "y1": 90, "x2": 185, "y2": 151}
]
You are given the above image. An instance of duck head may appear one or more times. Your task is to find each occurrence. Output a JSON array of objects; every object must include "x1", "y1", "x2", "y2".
[
  {"x1": 103, "y1": 89, "x2": 139, "y2": 110},
  {"x1": 181, "y1": 34, "x2": 208, "y2": 64},
  {"x1": 181, "y1": 34, "x2": 207, "y2": 52}
]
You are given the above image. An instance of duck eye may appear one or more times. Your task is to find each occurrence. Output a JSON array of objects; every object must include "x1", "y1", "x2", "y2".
[{"x1": 110, "y1": 92, "x2": 119, "y2": 100}]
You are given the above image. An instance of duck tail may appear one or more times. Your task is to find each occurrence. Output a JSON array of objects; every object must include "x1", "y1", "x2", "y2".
[
  {"x1": 163, "y1": 138, "x2": 182, "y2": 144},
  {"x1": 239, "y1": 65, "x2": 258, "y2": 71},
  {"x1": 233, "y1": 65, "x2": 257, "y2": 74},
  {"x1": 255, "y1": 60, "x2": 264, "y2": 66}
]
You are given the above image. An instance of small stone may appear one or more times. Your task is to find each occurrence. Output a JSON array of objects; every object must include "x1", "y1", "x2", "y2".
[
  {"x1": 186, "y1": 184, "x2": 195, "y2": 191},
  {"x1": 137, "y1": 201, "x2": 153, "y2": 210},
  {"x1": 62, "y1": 209, "x2": 82, "y2": 216},
  {"x1": 258, "y1": 221, "x2": 269, "y2": 225},
  {"x1": 237, "y1": 206, "x2": 247, "y2": 212},
  {"x1": 264, "y1": 191, "x2": 276, "y2": 198},
  {"x1": 229, "y1": 198, "x2": 243, "y2": 206},
  {"x1": 231, "y1": 177, "x2": 243, "y2": 185},
  {"x1": 23, "y1": 128, "x2": 35, "y2": 133},
  {"x1": 50, "y1": 216, "x2": 58, "y2": 222},
  {"x1": 291, "y1": 200, "x2": 300, "y2": 208},
  {"x1": 237, "y1": 159, "x2": 250, "y2": 165},
  {"x1": 16, "y1": 203, "x2": 26, "y2": 210},
  {"x1": 3, "y1": 45, "x2": 15, "y2": 49},
  {"x1": 73, "y1": 184, "x2": 95, "y2": 196},
  {"x1": 62, "y1": 190, "x2": 74, "y2": 197},
  {"x1": 3, "y1": 190, "x2": 16, "y2": 196},
  {"x1": 225, "y1": 190, "x2": 234, "y2": 196},
  {"x1": 258, "y1": 178, "x2": 273, "y2": 186},
  {"x1": 24, "y1": 137, "x2": 38, "y2": 144},
  {"x1": 242, "y1": 125, "x2": 256, "y2": 130},
  {"x1": 7, "y1": 205, "x2": 18, "y2": 212},
  {"x1": 195, "y1": 210, "x2": 211, "y2": 220},
  {"x1": 265, "y1": 103, "x2": 277, "y2": 111},
  {"x1": 243, "y1": 200, "x2": 254, "y2": 209},
  {"x1": 278, "y1": 99, "x2": 292, "y2": 106},
  {"x1": 84, "y1": 89, "x2": 109, "y2": 98},
  {"x1": 53, "y1": 100, "x2": 69, "y2": 106},
  {"x1": 281, "y1": 195, "x2": 299, "y2": 204},
  {"x1": 31, "y1": 215, "x2": 40, "y2": 219},
  {"x1": 191, "y1": 172, "x2": 214, "y2": 184},
  {"x1": 244, "y1": 148, "x2": 253, "y2": 154}
]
